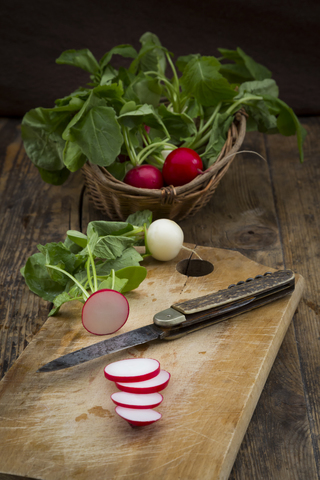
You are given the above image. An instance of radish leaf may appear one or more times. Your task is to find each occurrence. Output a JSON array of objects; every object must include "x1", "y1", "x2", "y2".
[
  {"x1": 69, "y1": 106, "x2": 123, "y2": 166},
  {"x1": 180, "y1": 57, "x2": 237, "y2": 106},
  {"x1": 56, "y1": 48, "x2": 100, "y2": 75}
]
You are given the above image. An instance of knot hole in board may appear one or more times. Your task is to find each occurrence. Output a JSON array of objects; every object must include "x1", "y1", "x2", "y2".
[{"x1": 176, "y1": 259, "x2": 214, "y2": 277}]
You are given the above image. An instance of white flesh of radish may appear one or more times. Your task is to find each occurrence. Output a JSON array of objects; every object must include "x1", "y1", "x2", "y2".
[
  {"x1": 82, "y1": 289, "x2": 129, "y2": 335},
  {"x1": 111, "y1": 391, "x2": 163, "y2": 409},
  {"x1": 115, "y1": 370, "x2": 170, "y2": 394},
  {"x1": 104, "y1": 358, "x2": 160, "y2": 383},
  {"x1": 147, "y1": 219, "x2": 184, "y2": 261},
  {"x1": 115, "y1": 406, "x2": 162, "y2": 426}
]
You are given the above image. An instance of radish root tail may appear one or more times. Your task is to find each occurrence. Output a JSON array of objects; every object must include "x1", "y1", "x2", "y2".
[{"x1": 181, "y1": 245, "x2": 202, "y2": 260}]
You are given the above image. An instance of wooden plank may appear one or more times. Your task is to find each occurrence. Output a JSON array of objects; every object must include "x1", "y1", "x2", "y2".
[
  {"x1": 0, "y1": 119, "x2": 83, "y2": 379},
  {"x1": 227, "y1": 126, "x2": 319, "y2": 479},
  {"x1": 265, "y1": 117, "x2": 320, "y2": 474},
  {"x1": 0, "y1": 245, "x2": 304, "y2": 480},
  {"x1": 179, "y1": 130, "x2": 319, "y2": 478}
]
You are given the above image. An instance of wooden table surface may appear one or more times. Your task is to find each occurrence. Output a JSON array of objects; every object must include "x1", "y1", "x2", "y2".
[{"x1": 0, "y1": 115, "x2": 319, "y2": 479}]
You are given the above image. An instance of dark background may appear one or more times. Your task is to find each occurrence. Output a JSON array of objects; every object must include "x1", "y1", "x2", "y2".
[{"x1": 1, "y1": 0, "x2": 319, "y2": 117}]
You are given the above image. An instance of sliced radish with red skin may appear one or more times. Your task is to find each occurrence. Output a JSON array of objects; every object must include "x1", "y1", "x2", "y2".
[
  {"x1": 115, "y1": 370, "x2": 171, "y2": 394},
  {"x1": 82, "y1": 289, "x2": 129, "y2": 336},
  {"x1": 104, "y1": 358, "x2": 160, "y2": 383},
  {"x1": 115, "y1": 406, "x2": 162, "y2": 426},
  {"x1": 111, "y1": 392, "x2": 163, "y2": 409}
]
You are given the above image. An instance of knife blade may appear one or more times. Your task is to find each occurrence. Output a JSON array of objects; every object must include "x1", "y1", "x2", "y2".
[{"x1": 38, "y1": 269, "x2": 295, "y2": 372}]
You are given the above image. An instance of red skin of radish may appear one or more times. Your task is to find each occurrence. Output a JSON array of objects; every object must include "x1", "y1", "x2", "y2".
[
  {"x1": 111, "y1": 392, "x2": 163, "y2": 409},
  {"x1": 124, "y1": 165, "x2": 163, "y2": 189},
  {"x1": 115, "y1": 406, "x2": 162, "y2": 426},
  {"x1": 104, "y1": 358, "x2": 160, "y2": 383},
  {"x1": 81, "y1": 289, "x2": 129, "y2": 336},
  {"x1": 162, "y1": 147, "x2": 203, "y2": 187},
  {"x1": 115, "y1": 370, "x2": 171, "y2": 394}
]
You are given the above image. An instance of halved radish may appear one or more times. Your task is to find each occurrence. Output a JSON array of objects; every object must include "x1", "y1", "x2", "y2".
[
  {"x1": 115, "y1": 370, "x2": 171, "y2": 394},
  {"x1": 115, "y1": 406, "x2": 162, "y2": 426},
  {"x1": 111, "y1": 391, "x2": 163, "y2": 409},
  {"x1": 104, "y1": 358, "x2": 160, "y2": 383},
  {"x1": 82, "y1": 289, "x2": 129, "y2": 335}
]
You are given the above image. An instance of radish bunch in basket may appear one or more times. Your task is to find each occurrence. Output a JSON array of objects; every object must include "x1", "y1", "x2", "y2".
[{"x1": 104, "y1": 358, "x2": 170, "y2": 426}]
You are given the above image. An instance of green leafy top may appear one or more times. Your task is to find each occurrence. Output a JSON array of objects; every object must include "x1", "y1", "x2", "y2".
[
  {"x1": 21, "y1": 210, "x2": 152, "y2": 316},
  {"x1": 21, "y1": 32, "x2": 306, "y2": 185}
]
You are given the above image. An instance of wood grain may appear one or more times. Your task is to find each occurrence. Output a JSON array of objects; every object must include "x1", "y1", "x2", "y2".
[
  {"x1": 229, "y1": 123, "x2": 320, "y2": 479},
  {"x1": 0, "y1": 117, "x2": 319, "y2": 478},
  {"x1": 0, "y1": 246, "x2": 304, "y2": 480},
  {"x1": 0, "y1": 119, "x2": 82, "y2": 379},
  {"x1": 179, "y1": 126, "x2": 319, "y2": 479},
  {"x1": 266, "y1": 117, "x2": 320, "y2": 475}
]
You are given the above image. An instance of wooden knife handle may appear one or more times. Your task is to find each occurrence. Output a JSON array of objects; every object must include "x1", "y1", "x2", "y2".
[
  {"x1": 153, "y1": 270, "x2": 295, "y2": 329},
  {"x1": 158, "y1": 283, "x2": 295, "y2": 340},
  {"x1": 172, "y1": 270, "x2": 294, "y2": 315}
]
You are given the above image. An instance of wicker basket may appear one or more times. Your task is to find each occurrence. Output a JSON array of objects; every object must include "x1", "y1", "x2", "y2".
[{"x1": 82, "y1": 111, "x2": 246, "y2": 222}]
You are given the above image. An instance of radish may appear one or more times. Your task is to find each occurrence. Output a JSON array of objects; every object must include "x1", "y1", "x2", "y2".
[
  {"x1": 111, "y1": 391, "x2": 163, "y2": 409},
  {"x1": 147, "y1": 219, "x2": 184, "y2": 261},
  {"x1": 82, "y1": 289, "x2": 129, "y2": 335},
  {"x1": 161, "y1": 145, "x2": 175, "y2": 160},
  {"x1": 115, "y1": 370, "x2": 171, "y2": 394},
  {"x1": 104, "y1": 358, "x2": 160, "y2": 383},
  {"x1": 124, "y1": 165, "x2": 163, "y2": 189},
  {"x1": 162, "y1": 147, "x2": 203, "y2": 186},
  {"x1": 115, "y1": 406, "x2": 162, "y2": 426},
  {"x1": 146, "y1": 218, "x2": 203, "y2": 262}
]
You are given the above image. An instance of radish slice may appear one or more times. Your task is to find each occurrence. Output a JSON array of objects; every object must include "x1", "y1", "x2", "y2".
[
  {"x1": 111, "y1": 392, "x2": 163, "y2": 409},
  {"x1": 104, "y1": 358, "x2": 160, "y2": 383},
  {"x1": 115, "y1": 370, "x2": 171, "y2": 394},
  {"x1": 115, "y1": 406, "x2": 162, "y2": 426},
  {"x1": 82, "y1": 289, "x2": 129, "y2": 335}
]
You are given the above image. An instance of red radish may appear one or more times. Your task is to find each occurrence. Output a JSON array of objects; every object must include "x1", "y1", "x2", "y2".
[
  {"x1": 123, "y1": 165, "x2": 163, "y2": 189},
  {"x1": 162, "y1": 147, "x2": 203, "y2": 186},
  {"x1": 144, "y1": 125, "x2": 151, "y2": 134},
  {"x1": 115, "y1": 370, "x2": 171, "y2": 394},
  {"x1": 104, "y1": 358, "x2": 160, "y2": 383},
  {"x1": 82, "y1": 289, "x2": 129, "y2": 335},
  {"x1": 115, "y1": 406, "x2": 162, "y2": 426},
  {"x1": 111, "y1": 391, "x2": 163, "y2": 409}
]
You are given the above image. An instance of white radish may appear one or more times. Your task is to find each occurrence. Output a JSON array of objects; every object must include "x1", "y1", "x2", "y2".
[
  {"x1": 147, "y1": 219, "x2": 184, "y2": 261},
  {"x1": 115, "y1": 370, "x2": 171, "y2": 394},
  {"x1": 115, "y1": 406, "x2": 162, "y2": 426},
  {"x1": 111, "y1": 391, "x2": 163, "y2": 409},
  {"x1": 104, "y1": 358, "x2": 160, "y2": 383},
  {"x1": 82, "y1": 289, "x2": 129, "y2": 335},
  {"x1": 161, "y1": 146, "x2": 175, "y2": 160}
]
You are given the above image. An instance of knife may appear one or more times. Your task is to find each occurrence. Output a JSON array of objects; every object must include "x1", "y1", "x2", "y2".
[{"x1": 38, "y1": 269, "x2": 295, "y2": 372}]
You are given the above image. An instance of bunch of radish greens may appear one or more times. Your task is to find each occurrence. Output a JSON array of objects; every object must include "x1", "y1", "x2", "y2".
[
  {"x1": 21, "y1": 210, "x2": 154, "y2": 335},
  {"x1": 21, "y1": 32, "x2": 306, "y2": 189}
]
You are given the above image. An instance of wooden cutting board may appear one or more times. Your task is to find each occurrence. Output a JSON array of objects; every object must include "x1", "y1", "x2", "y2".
[{"x1": 0, "y1": 245, "x2": 304, "y2": 480}]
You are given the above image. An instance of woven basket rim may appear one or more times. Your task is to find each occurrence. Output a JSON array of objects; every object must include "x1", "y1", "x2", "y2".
[{"x1": 83, "y1": 111, "x2": 247, "y2": 199}]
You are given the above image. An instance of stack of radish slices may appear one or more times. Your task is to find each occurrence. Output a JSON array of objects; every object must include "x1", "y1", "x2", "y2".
[{"x1": 104, "y1": 358, "x2": 170, "y2": 427}]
